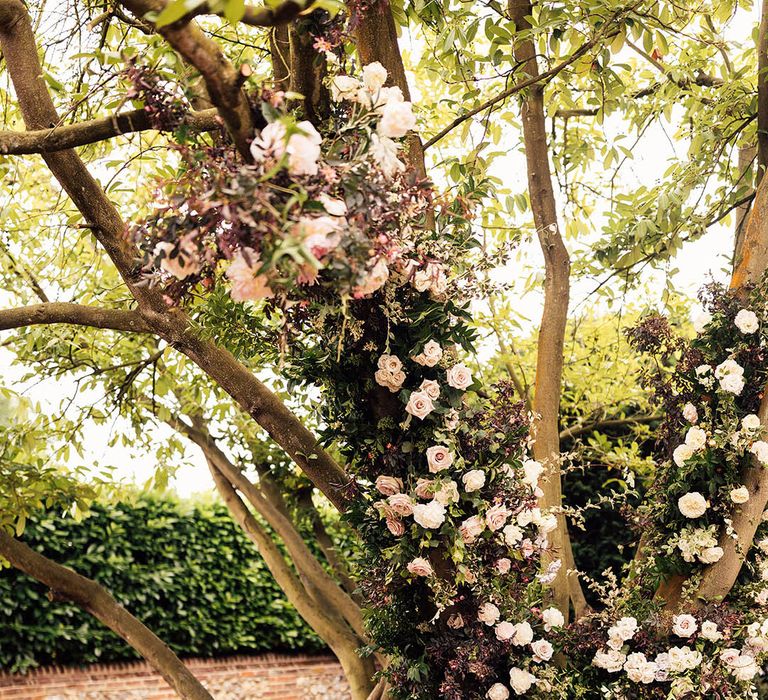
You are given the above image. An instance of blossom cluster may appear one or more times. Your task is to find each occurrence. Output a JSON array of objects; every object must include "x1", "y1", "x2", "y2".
[{"x1": 138, "y1": 62, "x2": 429, "y2": 307}]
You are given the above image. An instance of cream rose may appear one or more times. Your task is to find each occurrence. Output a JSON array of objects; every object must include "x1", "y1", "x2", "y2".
[
  {"x1": 495, "y1": 557, "x2": 511, "y2": 574},
  {"x1": 503, "y1": 523, "x2": 523, "y2": 546},
  {"x1": 377, "y1": 354, "x2": 402, "y2": 373},
  {"x1": 700, "y1": 621, "x2": 722, "y2": 642},
  {"x1": 446, "y1": 363, "x2": 473, "y2": 390},
  {"x1": 692, "y1": 310, "x2": 712, "y2": 333},
  {"x1": 542, "y1": 607, "x2": 564, "y2": 632},
  {"x1": 494, "y1": 621, "x2": 516, "y2": 641},
  {"x1": 678, "y1": 492, "x2": 708, "y2": 518},
  {"x1": 378, "y1": 100, "x2": 417, "y2": 138},
  {"x1": 354, "y1": 257, "x2": 389, "y2": 297},
  {"x1": 699, "y1": 546, "x2": 724, "y2": 564},
  {"x1": 330, "y1": 75, "x2": 362, "y2": 102},
  {"x1": 682, "y1": 402, "x2": 698, "y2": 423},
  {"x1": 459, "y1": 515, "x2": 485, "y2": 543},
  {"x1": 412, "y1": 500, "x2": 445, "y2": 529},
  {"x1": 462, "y1": 469, "x2": 486, "y2": 492},
  {"x1": 478, "y1": 602, "x2": 501, "y2": 626},
  {"x1": 434, "y1": 480, "x2": 459, "y2": 505},
  {"x1": 375, "y1": 475, "x2": 402, "y2": 496},
  {"x1": 672, "y1": 614, "x2": 698, "y2": 638},
  {"x1": 388, "y1": 493, "x2": 414, "y2": 517},
  {"x1": 673, "y1": 443, "x2": 694, "y2": 467},
  {"x1": 531, "y1": 639, "x2": 553, "y2": 662},
  {"x1": 751, "y1": 440, "x2": 768, "y2": 464},
  {"x1": 743, "y1": 414, "x2": 762, "y2": 431},
  {"x1": 508, "y1": 667, "x2": 536, "y2": 695},
  {"x1": 406, "y1": 390, "x2": 434, "y2": 420},
  {"x1": 412, "y1": 339, "x2": 443, "y2": 367},
  {"x1": 522, "y1": 459, "x2": 544, "y2": 488},
  {"x1": 511, "y1": 621, "x2": 534, "y2": 646},
  {"x1": 426, "y1": 445, "x2": 454, "y2": 473},
  {"x1": 419, "y1": 379, "x2": 440, "y2": 400},
  {"x1": 485, "y1": 504, "x2": 510, "y2": 531},
  {"x1": 730, "y1": 485, "x2": 750, "y2": 504},
  {"x1": 362, "y1": 61, "x2": 388, "y2": 92},
  {"x1": 486, "y1": 683, "x2": 510, "y2": 700},
  {"x1": 685, "y1": 426, "x2": 707, "y2": 451},
  {"x1": 406, "y1": 556, "x2": 433, "y2": 577}
]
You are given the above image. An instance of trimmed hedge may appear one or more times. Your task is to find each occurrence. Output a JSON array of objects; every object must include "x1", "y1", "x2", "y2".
[{"x1": 0, "y1": 496, "x2": 324, "y2": 672}]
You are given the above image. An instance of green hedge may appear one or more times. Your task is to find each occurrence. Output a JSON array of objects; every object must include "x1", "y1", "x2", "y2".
[{"x1": 0, "y1": 496, "x2": 324, "y2": 672}]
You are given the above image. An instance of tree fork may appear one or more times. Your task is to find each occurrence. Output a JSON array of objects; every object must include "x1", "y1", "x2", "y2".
[{"x1": 0, "y1": 531, "x2": 213, "y2": 700}]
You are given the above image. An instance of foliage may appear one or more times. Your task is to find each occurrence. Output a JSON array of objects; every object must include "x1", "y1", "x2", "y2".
[{"x1": 0, "y1": 494, "x2": 325, "y2": 673}]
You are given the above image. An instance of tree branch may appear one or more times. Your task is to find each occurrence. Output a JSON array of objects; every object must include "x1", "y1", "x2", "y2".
[
  {"x1": 0, "y1": 107, "x2": 219, "y2": 155},
  {"x1": 119, "y1": 0, "x2": 256, "y2": 160},
  {"x1": 0, "y1": 531, "x2": 212, "y2": 700},
  {"x1": 0, "y1": 0, "x2": 351, "y2": 513},
  {"x1": 423, "y1": 33, "x2": 611, "y2": 150},
  {"x1": 0, "y1": 303, "x2": 152, "y2": 333}
]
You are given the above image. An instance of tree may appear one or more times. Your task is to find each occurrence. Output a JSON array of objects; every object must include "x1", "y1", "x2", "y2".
[{"x1": 2, "y1": 0, "x2": 768, "y2": 699}]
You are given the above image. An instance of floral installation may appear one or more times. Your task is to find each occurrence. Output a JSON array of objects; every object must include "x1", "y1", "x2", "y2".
[{"x1": 129, "y1": 49, "x2": 768, "y2": 697}]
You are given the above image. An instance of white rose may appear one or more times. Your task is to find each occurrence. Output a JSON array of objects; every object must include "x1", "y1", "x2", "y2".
[
  {"x1": 478, "y1": 602, "x2": 501, "y2": 626},
  {"x1": 369, "y1": 133, "x2": 404, "y2": 178},
  {"x1": 486, "y1": 683, "x2": 510, "y2": 700},
  {"x1": 537, "y1": 513, "x2": 558, "y2": 534},
  {"x1": 743, "y1": 414, "x2": 762, "y2": 431},
  {"x1": 426, "y1": 445, "x2": 454, "y2": 473},
  {"x1": 330, "y1": 75, "x2": 362, "y2": 101},
  {"x1": 542, "y1": 607, "x2": 564, "y2": 632},
  {"x1": 700, "y1": 621, "x2": 722, "y2": 642},
  {"x1": 495, "y1": 558, "x2": 511, "y2": 574},
  {"x1": 406, "y1": 390, "x2": 434, "y2": 420},
  {"x1": 531, "y1": 639, "x2": 553, "y2": 662},
  {"x1": 446, "y1": 363, "x2": 473, "y2": 390},
  {"x1": 486, "y1": 504, "x2": 510, "y2": 531},
  {"x1": 495, "y1": 621, "x2": 516, "y2": 641},
  {"x1": 673, "y1": 443, "x2": 694, "y2": 467},
  {"x1": 462, "y1": 469, "x2": 486, "y2": 492},
  {"x1": 720, "y1": 648, "x2": 741, "y2": 667},
  {"x1": 502, "y1": 523, "x2": 523, "y2": 546},
  {"x1": 693, "y1": 310, "x2": 712, "y2": 333},
  {"x1": 459, "y1": 515, "x2": 485, "y2": 543},
  {"x1": 730, "y1": 485, "x2": 750, "y2": 504},
  {"x1": 735, "y1": 308, "x2": 759, "y2": 334},
  {"x1": 731, "y1": 656, "x2": 759, "y2": 680},
  {"x1": 751, "y1": 440, "x2": 768, "y2": 464},
  {"x1": 609, "y1": 617, "x2": 638, "y2": 642},
  {"x1": 406, "y1": 556, "x2": 433, "y2": 577},
  {"x1": 678, "y1": 492, "x2": 708, "y2": 519},
  {"x1": 682, "y1": 403, "x2": 698, "y2": 423},
  {"x1": 716, "y1": 359, "x2": 745, "y2": 379},
  {"x1": 672, "y1": 613, "x2": 698, "y2": 637},
  {"x1": 685, "y1": 426, "x2": 707, "y2": 451},
  {"x1": 362, "y1": 61, "x2": 388, "y2": 92},
  {"x1": 378, "y1": 100, "x2": 417, "y2": 139},
  {"x1": 699, "y1": 546, "x2": 724, "y2": 564},
  {"x1": 412, "y1": 500, "x2": 446, "y2": 529},
  {"x1": 512, "y1": 621, "x2": 534, "y2": 646},
  {"x1": 419, "y1": 379, "x2": 440, "y2": 400},
  {"x1": 522, "y1": 459, "x2": 544, "y2": 488},
  {"x1": 375, "y1": 475, "x2": 402, "y2": 496},
  {"x1": 508, "y1": 667, "x2": 536, "y2": 695},
  {"x1": 720, "y1": 373, "x2": 745, "y2": 395}
]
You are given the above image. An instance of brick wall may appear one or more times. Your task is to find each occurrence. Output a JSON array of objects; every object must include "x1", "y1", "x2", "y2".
[{"x1": 0, "y1": 654, "x2": 350, "y2": 700}]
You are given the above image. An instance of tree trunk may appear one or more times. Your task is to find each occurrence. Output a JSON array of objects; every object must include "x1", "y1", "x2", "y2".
[
  {"x1": 353, "y1": 1, "x2": 427, "y2": 179},
  {"x1": 508, "y1": 0, "x2": 582, "y2": 618},
  {"x1": 0, "y1": 532, "x2": 212, "y2": 700}
]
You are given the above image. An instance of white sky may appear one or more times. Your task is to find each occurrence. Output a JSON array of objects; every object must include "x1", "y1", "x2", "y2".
[{"x1": 0, "y1": 4, "x2": 753, "y2": 498}]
